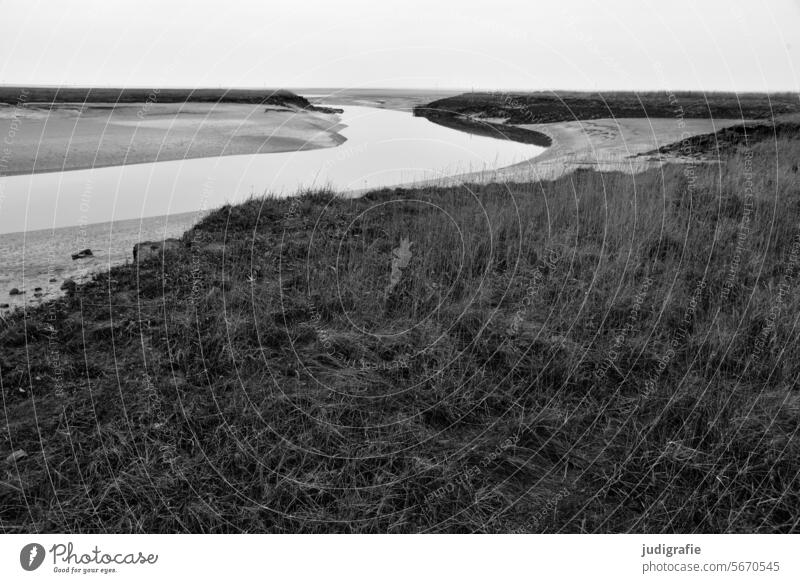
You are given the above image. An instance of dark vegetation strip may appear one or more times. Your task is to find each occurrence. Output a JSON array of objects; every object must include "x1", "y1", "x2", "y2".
[
  {"x1": 644, "y1": 119, "x2": 800, "y2": 158},
  {"x1": 415, "y1": 90, "x2": 800, "y2": 126},
  {"x1": 413, "y1": 107, "x2": 552, "y2": 147},
  {"x1": 0, "y1": 86, "x2": 342, "y2": 112}
]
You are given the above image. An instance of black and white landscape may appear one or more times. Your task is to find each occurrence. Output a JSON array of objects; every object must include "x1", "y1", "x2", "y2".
[{"x1": 1, "y1": 0, "x2": 799, "y2": 535}]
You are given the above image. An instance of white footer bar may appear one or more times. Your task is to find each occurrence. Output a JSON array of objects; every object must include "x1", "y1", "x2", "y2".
[{"x1": 1, "y1": 534, "x2": 796, "y2": 582}]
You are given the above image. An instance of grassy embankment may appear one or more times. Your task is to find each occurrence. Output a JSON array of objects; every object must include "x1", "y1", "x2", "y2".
[
  {"x1": 646, "y1": 118, "x2": 800, "y2": 158},
  {"x1": 3, "y1": 127, "x2": 800, "y2": 532}
]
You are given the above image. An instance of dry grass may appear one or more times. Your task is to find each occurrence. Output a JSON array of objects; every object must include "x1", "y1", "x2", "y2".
[{"x1": 1, "y1": 135, "x2": 799, "y2": 533}]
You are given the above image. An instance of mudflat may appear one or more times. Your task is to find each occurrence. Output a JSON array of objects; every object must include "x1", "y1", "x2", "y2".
[
  {"x1": 411, "y1": 117, "x2": 746, "y2": 187},
  {"x1": 0, "y1": 102, "x2": 346, "y2": 176},
  {"x1": 506, "y1": 117, "x2": 747, "y2": 178}
]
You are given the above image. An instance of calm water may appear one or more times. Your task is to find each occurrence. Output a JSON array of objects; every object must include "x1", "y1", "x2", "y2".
[{"x1": 0, "y1": 105, "x2": 544, "y2": 309}]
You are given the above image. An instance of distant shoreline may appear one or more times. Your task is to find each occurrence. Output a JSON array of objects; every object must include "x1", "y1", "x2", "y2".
[
  {"x1": 414, "y1": 90, "x2": 800, "y2": 124},
  {"x1": 0, "y1": 86, "x2": 327, "y2": 108}
]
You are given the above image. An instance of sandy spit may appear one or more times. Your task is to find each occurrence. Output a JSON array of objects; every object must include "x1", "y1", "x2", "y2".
[
  {"x1": 422, "y1": 117, "x2": 746, "y2": 186},
  {"x1": 0, "y1": 102, "x2": 346, "y2": 176}
]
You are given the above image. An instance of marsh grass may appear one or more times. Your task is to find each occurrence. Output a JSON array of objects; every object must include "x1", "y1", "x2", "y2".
[
  {"x1": 1, "y1": 137, "x2": 799, "y2": 532},
  {"x1": 417, "y1": 91, "x2": 800, "y2": 125}
]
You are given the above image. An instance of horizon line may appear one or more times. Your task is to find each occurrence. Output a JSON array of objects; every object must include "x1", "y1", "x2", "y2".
[{"x1": 0, "y1": 83, "x2": 798, "y2": 95}]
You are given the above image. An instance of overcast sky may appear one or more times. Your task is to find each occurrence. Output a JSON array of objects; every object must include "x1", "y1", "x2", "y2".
[{"x1": 1, "y1": 0, "x2": 798, "y2": 91}]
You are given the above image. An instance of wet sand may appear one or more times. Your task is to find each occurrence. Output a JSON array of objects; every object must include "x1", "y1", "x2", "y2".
[
  {"x1": 0, "y1": 212, "x2": 201, "y2": 312},
  {"x1": 419, "y1": 117, "x2": 746, "y2": 185},
  {"x1": 0, "y1": 102, "x2": 345, "y2": 176}
]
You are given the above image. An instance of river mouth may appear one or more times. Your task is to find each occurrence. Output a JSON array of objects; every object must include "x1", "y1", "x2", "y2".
[{"x1": 0, "y1": 104, "x2": 545, "y2": 310}]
